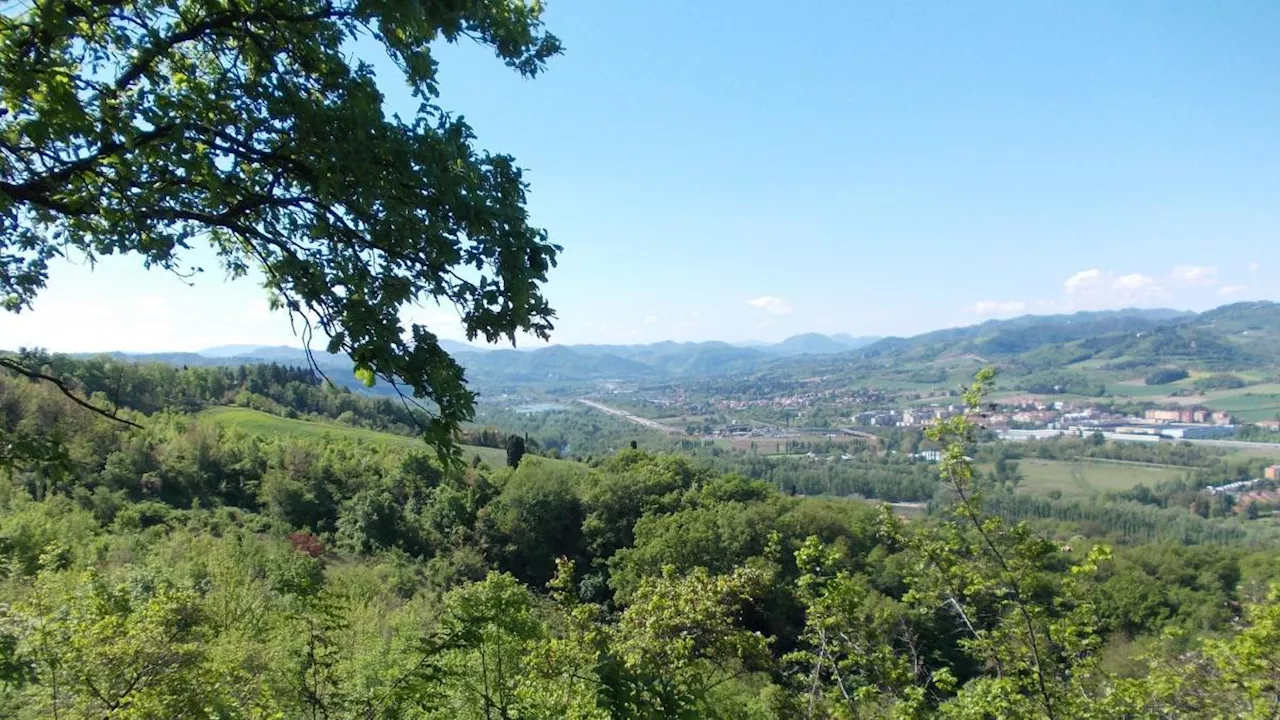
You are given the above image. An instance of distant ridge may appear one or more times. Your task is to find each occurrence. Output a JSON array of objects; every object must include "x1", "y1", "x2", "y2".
[
  {"x1": 204, "y1": 339, "x2": 490, "y2": 357},
  {"x1": 62, "y1": 331, "x2": 893, "y2": 392},
  {"x1": 764, "y1": 333, "x2": 879, "y2": 356},
  {"x1": 199, "y1": 344, "x2": 273, "y2": 358},
  {"x1": 50, "y1": 301, "x2": 1280, "y2": 392},
  {"x1": 859, "y1": 307, "x2": 1197, "y2": 359},
  {"x1": 831, "y1": 333, "x2": 881, "y2": 349}
]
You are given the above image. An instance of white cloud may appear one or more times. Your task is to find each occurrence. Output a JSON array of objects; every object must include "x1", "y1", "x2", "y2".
[
  {"x1": 1065, "y1": 269, "x2": 1161, "y2": 295},
  {"x1": 1062, "y1": 268, "x2": 1169, "y2": 309},
  {"x1": 642, "y1": 315, "x2": 658, "y2": 324},
  {"x1": 1170, "y1": 265, "x2": 1218, "y2": 286},
  {"x1": 1064, "y1": 269, "x2": 1103, "y2": 294},
  {"x1": 1113, "y1": 273, "x2": 1158, "y2": 291},
  {"x1": 1249, "y1": 262, "x2": 1261, "y2": 272},
  {"x1": 746, "y1": 295, "x2": 793, "y2": 316},
  {"x1": 1014, "y1": 264, "x2": 1236, "y2": 319},
  {"x1": 969, "y1": 300, "x2": 1027, "y2": 316}
]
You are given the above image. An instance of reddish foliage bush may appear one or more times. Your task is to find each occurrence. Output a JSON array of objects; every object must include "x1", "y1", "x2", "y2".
[{"x1": 288, "y1": 531, "x2": 325, "y2": 558}]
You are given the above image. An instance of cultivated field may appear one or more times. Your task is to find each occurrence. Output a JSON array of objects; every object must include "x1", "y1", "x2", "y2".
[
  {"x1": 1158, "y1": 382, "x2": 1280, "y2": 405},
  {"x1": 991, "y1": 376, "x2": 1280, "y2": 422},
  {"x1": 1223, "y1": 444, "x2": 1280, "y2": 461},
  {"x1": 1108, "y1": 381, "x2": 1181, "y2": 398},
  {"x1": 1202, "y1": 393, "x2": 1280, "y2": 423},
  {"x1": 1010, "y1": 458, "x2": 1187, "y2": 498},
  {"x1": 721, "y1": 433, "x2": 868, "y2": 454}
]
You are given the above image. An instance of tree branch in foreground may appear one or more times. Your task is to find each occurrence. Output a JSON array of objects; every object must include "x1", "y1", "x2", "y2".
[{"x1": 0, "y1": 357, "x2": 142, "y2": 428}]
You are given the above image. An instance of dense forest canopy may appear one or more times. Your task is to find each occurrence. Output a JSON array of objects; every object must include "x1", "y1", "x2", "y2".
[{"x1": 3, "y1": 359, "x2": 1280, "y2": 717}]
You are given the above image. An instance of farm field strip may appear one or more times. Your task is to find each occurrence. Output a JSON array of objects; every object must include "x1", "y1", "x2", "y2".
[{"x1": 1009, "y1": 458, "x2": 1187, "y2": 498}]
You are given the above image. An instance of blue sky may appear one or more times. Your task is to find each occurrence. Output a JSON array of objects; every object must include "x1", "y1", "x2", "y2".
[{"x1": 3, "y1": 0, "x2": 1277, "y2": 352}]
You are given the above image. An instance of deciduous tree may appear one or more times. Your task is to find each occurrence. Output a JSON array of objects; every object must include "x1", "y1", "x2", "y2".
[{"x1": 0, "y1": 0, "x2": 562, "y2": 458}]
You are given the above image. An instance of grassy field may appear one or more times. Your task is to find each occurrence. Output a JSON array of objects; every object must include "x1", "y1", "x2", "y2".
[
  {"x1": 199, "y1": 407, "x2": 510, "y2": 466},
  {"x1": 1007, "y1": 458, "x2": 1187, "y2": 498},
  {"x1": 1101, "y1": 381, "x2": 1280, "y2": 419},
  {"x1": 723, "y1": 433, "x2": 867, "y2": 454},
  {"x1": 1223, "y1": 444, "x2": 1280, "y2": 461},
  {"x1": 1108, "y1": 381, "x2": 1182, "y2": 398},
  {"x1": 1161, "y1": 382, "x2": 1280, "y2": 405},
  {"x1": 1202, "y1": 394, "x2": 1280, "y2": 423}
]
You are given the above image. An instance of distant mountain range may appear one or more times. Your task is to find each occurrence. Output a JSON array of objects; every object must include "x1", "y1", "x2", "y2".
[
  {"x1": 857, "y1": 308, "x2": 1199, "y2": 361},
  {"x1": 60, "y1": 301, "x2": 1280, "y2": 391},
  {"x1": 855, "y1": 304, "x2": 1280, "y2": 365},
  {"x1": 67, "y1": 333, "x2": 882, "y2": 392},
  {"x1": 196, "y1": 333, "x2": 881, "y2": 367},
  {"x1": 813, "y1": 302, "x2": 1280, "y2": 395}
]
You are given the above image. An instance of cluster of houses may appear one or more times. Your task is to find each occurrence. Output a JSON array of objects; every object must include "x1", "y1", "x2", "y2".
[
  {"x1": 1142, "y1": 408, "x2": 1234, "y2": 425},
  {"x1": 1234, "y1": 489, "x2": 1280, "y2": 515},
  {"x1": 1208, "y1": 476, "x2": 1272, "y2": 496},
  {"x1": 974, "y1": 400, "x2": 1244, "y2": 442},
  {"x1": 851, "y1": 405, "x2": 962, "y2": 428},
  {"x1": 851, "y1": 410, "x2": 902, "y2": 426},
  {"x1": 1207, "y1": 467, "x2": 1280, "y2": 517},
  {"x1": 713, "y1": 388, "x2": 888, "y2": 413},
  {"x1": 853, "y1": 396, "x2": 1246, "y2": 439},
  {"x1": 861, "y1": 397, "x2": 1085, "y2": 430}
]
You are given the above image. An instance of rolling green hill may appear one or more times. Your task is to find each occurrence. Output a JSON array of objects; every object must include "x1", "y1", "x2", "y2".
[
  {"x1": 200, "y1": 406, "x2": 514, "y2": 466},
  {"x1": 785, "y1": 301, "x2": 1280, "y2": 397}
]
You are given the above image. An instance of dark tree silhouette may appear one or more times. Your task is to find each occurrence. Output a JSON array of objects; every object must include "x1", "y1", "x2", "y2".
[{"x1": 506, "y1": 435, "x2": 526, "y2": 469}]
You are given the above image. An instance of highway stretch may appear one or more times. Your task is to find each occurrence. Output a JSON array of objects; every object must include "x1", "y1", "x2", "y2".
[
  {"x1": 575, "y1": 399, "x2": 683, "y2": 434},
  {"x1": 577, "y1": 403, "x2": 1280, "y2": 453}
]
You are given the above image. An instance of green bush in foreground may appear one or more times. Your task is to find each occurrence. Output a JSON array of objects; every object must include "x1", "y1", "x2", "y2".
[{"x1": 3, "y1": 367, "x2": 1280, "y2": 717}]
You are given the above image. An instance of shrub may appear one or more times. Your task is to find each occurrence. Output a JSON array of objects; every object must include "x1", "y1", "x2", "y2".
[
  {"x1": 287, "y1": 531, "x2": 326, "y2": 558},
  {"x1": 1145, "y1": 368, "x2": 1190, "y2": 385},
  {"x1": 1194, "y1": 374, "x2": 1246, "y2": 391}
]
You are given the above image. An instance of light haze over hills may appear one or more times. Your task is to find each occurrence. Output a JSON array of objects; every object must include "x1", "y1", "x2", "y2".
[{"x1": 58, "y1": 302, "x2": 1280, "y2": 397}]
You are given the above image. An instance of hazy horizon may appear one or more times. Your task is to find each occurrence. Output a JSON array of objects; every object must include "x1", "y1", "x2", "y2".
[{"x1": 5, "y1": 301, "x2": 1257, "y2": 356}]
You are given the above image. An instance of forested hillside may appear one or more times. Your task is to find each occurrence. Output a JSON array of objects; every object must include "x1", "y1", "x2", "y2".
[
  {"x1": 89, "y1": 302, "x2": 1280, "y2": 402},
  {"x1": 5, "y1": 358, "x2": 1280, "y2": 718}
]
